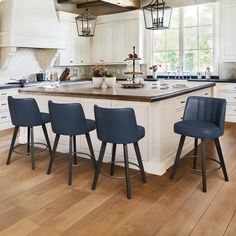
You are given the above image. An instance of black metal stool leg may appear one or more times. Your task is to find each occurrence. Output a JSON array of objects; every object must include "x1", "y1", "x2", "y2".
[
  {"x1": 42, "y1": 124, "x2": 52, "y2": 156},
  {"x1": 214, "y1": 138, "x2": 229, "y2": 182},
  {"x1": 30, "y1": 127, "x2": 35, "y2": 170},
  {"x1": 193, "y1": 138, "x2": 198, "y2": 169},
  {"x1": 6, "y1": 126, "x2": 19, "y2": 165},
  {"x1": 73, "y1": 136, "x2": 77, "y2": 165},
  {"x1": 201, "y1": 139, "x2": 207, "y2": 192},
  {"x1": 68, "y1": 136, "x2": 73, "y2": 185},
  {"x1": 124, "y1": 144, "x2": 131, "y2": 199},
  {"x1": 133, "y1": 142, "x2": 147, "y2": 183},
  {"x1": 27, "y1": 127, "x2": 30, "y2": 154},
  {"x1": 170, "y1": 135, "x2": 186, "y2": 179},
  {"x1": 47, "y1": 134, "x2": 60, "y2": 174},
  {"x1": 92, "y1": 142, "x2": 107, "y2": 190},
  {"x1": 110, "y1": 144, "x2": 116, "y2": 176},
  {"x1": 86, "y1": 133, "x2": 97, "y2": 169}
]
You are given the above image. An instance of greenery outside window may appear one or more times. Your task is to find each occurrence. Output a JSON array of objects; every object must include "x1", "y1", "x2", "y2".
[{"x1": 150, "y1": 4, "x2": 217, "y2": 75}]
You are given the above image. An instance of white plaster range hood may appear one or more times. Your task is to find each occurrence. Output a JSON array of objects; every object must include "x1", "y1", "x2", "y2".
[{"x1": 0, "y1": 0, "x2": 65, "y2": 70}]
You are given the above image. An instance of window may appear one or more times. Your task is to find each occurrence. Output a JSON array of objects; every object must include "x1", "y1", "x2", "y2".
[{"x1": 150, "y1": 4, "x2": 216, "y2": 75}]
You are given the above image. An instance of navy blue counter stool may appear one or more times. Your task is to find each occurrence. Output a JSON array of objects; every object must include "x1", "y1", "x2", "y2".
[
  {"x1": 170, "y1": 96, "x2": 229, "y2": 192},
  {"x1": 47, "y1": 101, "x2": 97, "y2": 185},
  {"x1": 92, "y1": 105, "x2": 147, "y2": 199},
  {"x1": 7, "y1": 96, "x2": 52, "y2": 170}
]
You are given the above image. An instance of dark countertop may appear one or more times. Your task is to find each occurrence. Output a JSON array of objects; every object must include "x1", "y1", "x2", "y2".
[{"x1": 19, "y1": 81, "x2": 215, "y2": 103}]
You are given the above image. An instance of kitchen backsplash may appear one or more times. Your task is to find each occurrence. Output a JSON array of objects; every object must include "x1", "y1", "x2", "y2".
[
  {"x1": 0, "y1": 48, "x2": 235, "y2": 83},
  {"x1": 219, "y1": 62, "x2": 236, "y2": 79}
]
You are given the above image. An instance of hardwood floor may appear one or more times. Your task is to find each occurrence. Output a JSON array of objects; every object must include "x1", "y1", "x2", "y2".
[{"x1": 0, "y1": 123, "x2": 236, "y2": 236}]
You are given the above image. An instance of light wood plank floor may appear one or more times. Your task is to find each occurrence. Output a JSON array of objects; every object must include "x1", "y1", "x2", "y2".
[{"x1": 1, "y1": 123, "x2": 236, "y2": 236}]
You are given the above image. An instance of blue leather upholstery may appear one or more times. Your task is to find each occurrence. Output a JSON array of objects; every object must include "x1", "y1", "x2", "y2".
[
  {"x1": 94, "y1": 105, "x2": 145, "y2": 144},
  {"x1": 174, "y1": 96, "x2": 226, "y2": 139},
  {"x1": 8, "y1": 96, "x2": 50, "y2": 127},
  {"x1": 48, "y1": 101, "x2": 95, "y2": 135}
]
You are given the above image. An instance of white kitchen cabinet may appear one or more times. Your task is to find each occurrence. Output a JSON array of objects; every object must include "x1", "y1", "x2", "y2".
[
  {"x1": 0, "y1": 88, "x2": 19, "y2": 131},
  {"x1": 56, "y1": 12, "x2": 91, "y2": 66},
  {"x1": 216, "y1": 83, "x2": 236, "y2": 122},
  {"x1": 93, "y1": 23, "x2": 114, "y2": 64},
  {"x1": 92, "y1": 10, "x2": 146, "y2": 64},
  {"x1": 221, "y1": 1, "x2": 236, "y2": 61}
]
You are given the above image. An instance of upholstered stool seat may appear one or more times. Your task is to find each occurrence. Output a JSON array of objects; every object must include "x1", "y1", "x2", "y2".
[
  {"x1": 47, "y1": 101, "x2": 97, "y2": 185},
  {"x1": 174, "y1": 120, "x2": 222, "y2": 139},
  {"x1": 7, "y1": 96, "x2": 52, "y2": 170},
  {"x1": 170, "y1": 96, "x2": 229, "y2": 192},
  {"x1": 92, "y1": 105, "x2": 147, "y2": 199}
]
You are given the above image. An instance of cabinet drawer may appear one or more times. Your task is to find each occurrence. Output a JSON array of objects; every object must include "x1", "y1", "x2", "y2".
[
  {"x1": 218, "y1": 91, "x2": 236, "y2": 103},
  {"x1": 0, "y1": 111, "x2": 11, "y2": 124},
  {"x1": 217, "y1": 84, "x2": 236, "y2": 92},
  {"x1": 226, "y1": 104, "x2": 236, "y2": 116},
  {"x1": 0, "y1": 101, "x2": 8, "y2": 111},
  {"x1": 176, "y1": 96, "x2": 188, "y2": 110}
]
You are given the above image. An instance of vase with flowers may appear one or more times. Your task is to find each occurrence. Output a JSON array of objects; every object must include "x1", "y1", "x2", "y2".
[
  {"x1": 149, "y1": 64, "x2": 161, "y2": 80},
  {"x1": 92, "y1": 65, "x2": 106, "y2": 88}
]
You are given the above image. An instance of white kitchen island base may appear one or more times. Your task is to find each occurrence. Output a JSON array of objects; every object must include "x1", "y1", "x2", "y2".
[{"x1": 18, "y1": 84, "x2": 213, "y2": 175}]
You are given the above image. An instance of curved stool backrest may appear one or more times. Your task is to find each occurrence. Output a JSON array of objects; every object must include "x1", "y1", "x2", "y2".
[
  {"x1": 183, "y1": 96, "x2": 226, "y2": 134},
  {"x1": 8, "y1": 96, "x2": 42, "y2": 127},
  {"x1": 94, "y1": 105, "x2": 140, "y2": 144},
  {"x1": 48, "y1": 101, "x2": 88, "y2": 136}
]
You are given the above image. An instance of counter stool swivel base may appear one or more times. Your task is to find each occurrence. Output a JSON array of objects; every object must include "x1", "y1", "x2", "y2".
[
  {"x1": 6, "y1": 125, "x2": 52, "y2": 170},
  {"x1": 92, "y1": 142, "x2": 147, "y2": 200}
]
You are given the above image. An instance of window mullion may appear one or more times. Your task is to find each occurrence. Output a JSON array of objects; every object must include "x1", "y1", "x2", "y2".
[{"x1": 179, "y1": 8, "x2": 184, "y2": 73}]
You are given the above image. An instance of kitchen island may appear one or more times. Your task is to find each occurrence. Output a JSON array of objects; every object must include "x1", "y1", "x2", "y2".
[{"x1": 18, "y1": 81, "x2": 215, "y2": 175}]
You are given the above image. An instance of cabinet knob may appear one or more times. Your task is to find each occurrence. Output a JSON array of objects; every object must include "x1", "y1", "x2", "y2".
[{"x1": 70, "y1": 60, "x2": 73, "y2": 63}]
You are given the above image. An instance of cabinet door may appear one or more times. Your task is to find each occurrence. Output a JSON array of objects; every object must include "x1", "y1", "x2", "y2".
[
  {"x1": 78, "y1": 37, "x2": 91, "y2": 64},
  {"x1": 127, "y1": 19, "x2": 139, "y2": 55},
  {"x1": 93, "y1": 24, "x2": 103, "y2": 63},
  {"x1": 221, "y1": 2, "x2": 236, "y2": 61},
  {"x1": 59, "y1": 21, "x2": 76, "y2": 65},
  {"x1": 114, "y1": 21, "x2": 127, "y2": 63},
  {"x1": 102, "y1": 23, "x2": 114, "y2": 63}
]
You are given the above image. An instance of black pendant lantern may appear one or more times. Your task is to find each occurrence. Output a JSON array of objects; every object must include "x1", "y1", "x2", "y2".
[
  {"x1": 75, "y1": 3, "x2": 96, "y2": 37},
  {"x1": 143, "y1": 0, "x2": 172, "y2": 30}
]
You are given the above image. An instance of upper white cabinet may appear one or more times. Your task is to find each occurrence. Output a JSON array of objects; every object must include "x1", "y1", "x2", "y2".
[
  {"x1": 92, "y1": 10, "x2": 146, "y2": 64},
  {"x1": 56, "y1": 12, "x2": 92, "y2": 66},
  {"x1": 221, "y1": 1, "x2": 236, "y2": 62},
  {"x1": 93, "y1": 23, "x2": 114, "y2": 64}
]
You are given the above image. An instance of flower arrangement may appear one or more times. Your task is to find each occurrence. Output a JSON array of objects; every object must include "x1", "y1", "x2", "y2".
[
  {"x1": 149, "y1": 64, "x2": 161, "y2": 72},
  {"x1": 92, "y1": 65, "x2": 106, "y2": 77}
]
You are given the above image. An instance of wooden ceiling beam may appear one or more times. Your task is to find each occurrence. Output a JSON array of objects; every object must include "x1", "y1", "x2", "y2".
[{"x1": 76, "y1": 1, "x2": 106, "y2": 8}]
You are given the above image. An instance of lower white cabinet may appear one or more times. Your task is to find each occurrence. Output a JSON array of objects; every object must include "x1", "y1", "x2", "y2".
[
  {"x1": 216, "y1": 83, "x2": 236, "y2": 122},
  {"x1": 0, "y1": 88, "x2": 19, "y2": 131}
]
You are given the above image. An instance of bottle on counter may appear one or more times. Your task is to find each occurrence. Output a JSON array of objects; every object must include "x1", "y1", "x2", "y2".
[{"x1": 205, "y1": 67, "x2": 211, "y2": 80}]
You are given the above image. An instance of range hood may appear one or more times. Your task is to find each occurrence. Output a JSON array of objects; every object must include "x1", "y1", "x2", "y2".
[{"x1": 0, "y1": 0, "x2": 65, "y2": 49}]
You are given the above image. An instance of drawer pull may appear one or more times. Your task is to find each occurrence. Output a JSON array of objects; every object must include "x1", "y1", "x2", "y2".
[
  {"x1": 180, "y1": 101, "x2": 186, "y2": 104},
  {"x1": 204, "y1": 93, "x2": 208, "y2": 95},
  {"x1": 1, "y1": 93, "x2": 7, "y2": 96},
  {"x1": 1, "y1": 116, "x2": 7, "y2": 119},
  {"x1": 1, "y1": 103, "x2": 7, "y2": 106}
]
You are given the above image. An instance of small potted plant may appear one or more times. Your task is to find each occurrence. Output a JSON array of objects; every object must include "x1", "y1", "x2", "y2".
[
  {"x1": 104, "y1": 71, "x2": 116, "y2": 88},
  {"x1": 149, "y1": 64, "x2": 161, "y2": 79},
  {"x1": 92, "y1": 65, "x2": 106, "y2": 88}
]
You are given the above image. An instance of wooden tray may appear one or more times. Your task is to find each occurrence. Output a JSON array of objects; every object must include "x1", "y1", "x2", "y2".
[{"x1": 121, "y1": 83, "x2": 144, "y2": 88}]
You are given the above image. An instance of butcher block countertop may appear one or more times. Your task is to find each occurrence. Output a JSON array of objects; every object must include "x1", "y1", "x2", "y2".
[{"x1": 18, "y1": 81, "x2": 215, "y2": 102}]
